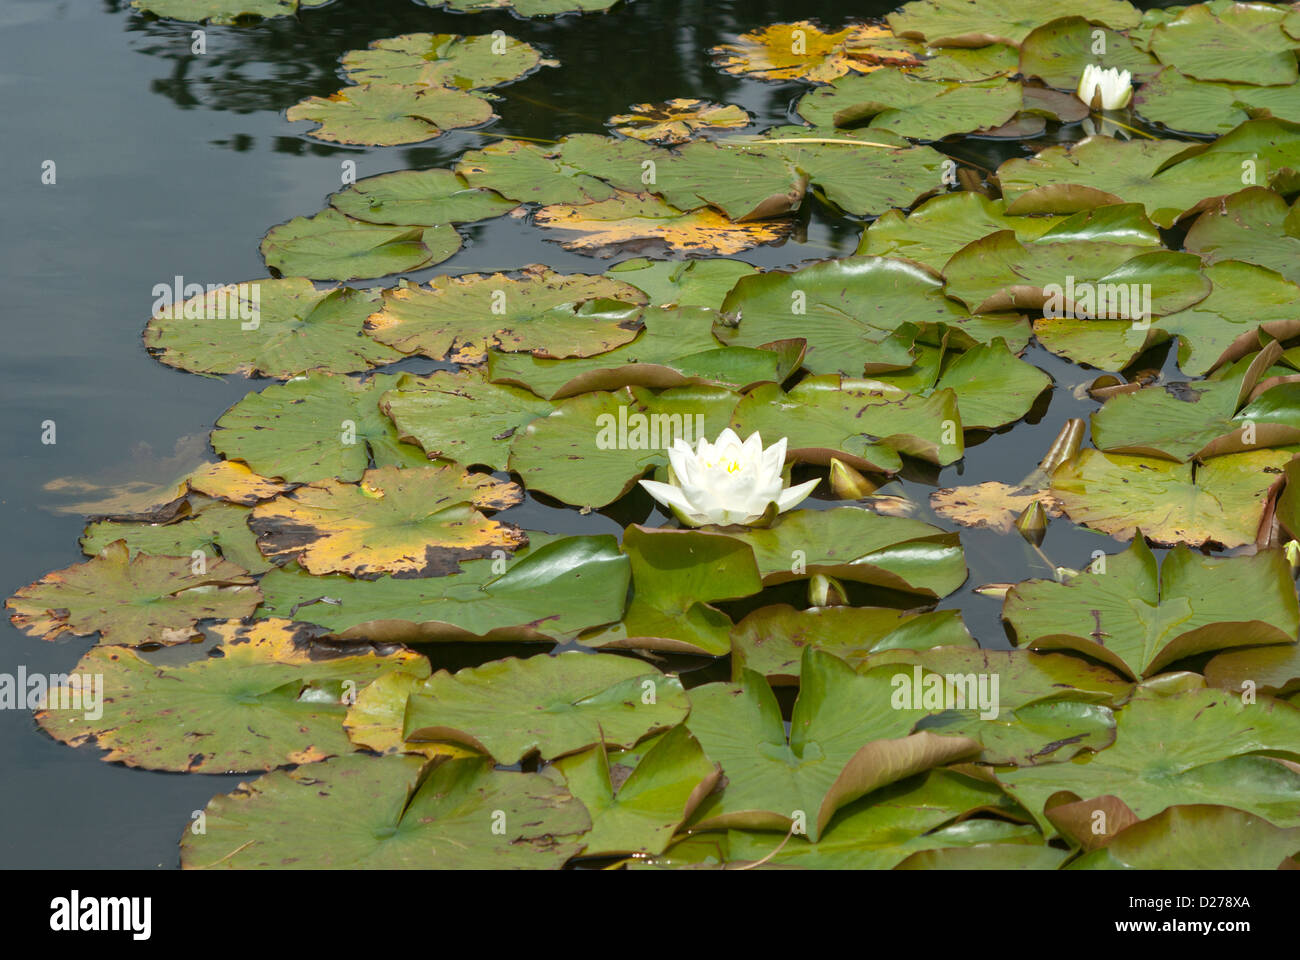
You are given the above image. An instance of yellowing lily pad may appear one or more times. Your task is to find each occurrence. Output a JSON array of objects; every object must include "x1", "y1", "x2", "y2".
[
  {"x1": 6, "y1": 540, "x2": 258, "y2": 646},
  {"x1": 710, "y1": 21, "x2": 924, "y2": 84},
  {"x1": 608, "y1": 99, "x2": 749, "y2": 145},
  {"x1": 35, "y1": 618, "x2": 428, "y2": 772},
  {"x1": 80, "y1": 500, "x2": 273, "y2": 574},
  {"x1": 249, "y1": 464, "x2": 525, "y2": 578}
]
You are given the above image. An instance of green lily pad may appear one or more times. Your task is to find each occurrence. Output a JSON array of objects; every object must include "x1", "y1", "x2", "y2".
[
  {"x1": 35, "y1": 618, "x2": 428, "y2": 772},
  {"x1": 144, "y1": 278, "x2": 400, "y2": 378},
  {"x1": 1148, "y1": 0, "x2": 1299, "y2": 86},
  {"x1": 908, "y1": 43, "x2": 1021, "y2": 81},
  {"x1": 632, "y1": 140, "x2": 807, "y2": 222},
  {"x1": 894, "y1": 837, "x2": 1071, "y2": 869},
  {"x1": 6, "y1": 540, "x2": 258, "y2": 647},
  {"x1": 455, "y1": 138, "x2": 618, "y2": 205},
  {"x1": 1050, "y1": 447, "x2": 1296, "y2": 547},
  {"x1": 419, "y1": 0, "x2": 624, "y2": 15},
  {"x1": 685, "y1": 647, "x2": 979, "y2": 841},
  {"x1": 130, "y1": 0, "x2": 313, "y2": 25},
  {"x1": 1205, "y1": 641, "x2": 1300, "y2": 698},
  {"x1": 488, "y1": 307, "x2": 802, "y2": 400},
  {"x1": 506, "y1": 384, "x2": 738, "y2": 508},
  {"x1": 731, "y1": 605, "x2": 975, "y2": 684},
  {"x1": 887, "y1": 0, "x2": 1141, "y2": 47},
  {"x1": 606, "y1": 257, "x2": 759, "y2": 310},
  {"x1": 608, "y1": 99, "x2": 750, "y2": 145},
  {"x1": 1183, "y1": 187, "x2": 1300, "y2": 285},
  {"x1": 257, "y1": 533, "x2": 629, "y2": 642},
  {"x1": 380, "y1": 369, "x2": 554, "y2": 470},
  {"x1": 730, "y1": 376, "x2": 964, "y2": 471},
  {"x1": 996, "y1": 685, "x2": 1300, "y2": 834},
  {"x1": 647, "y1": 768, "x2": 1034, "y2": 869},
  {"x1": 285, "y1": 83, "x2": 494, "y2": 146},
  {"x1": 181, "y1": 754, "x2": 588, "y2": 869},
  {"x1": 553, "y1": 725, "x2": 721, "y2": 857},
  {"x1": 797, "y1": 72, "x2": 1022, "y2": 141},
  {"x1": 249, "y1": 464, "x2": 525, "y2": 578},
  {"x1": 1005, "y1": 537, "x2": 1300, "y2": 679},
  {"x1": 534, "y1": 190, "x2": 793, "y2": 256},
  {"x1": 579, "y1": 525, "x2": 762, "y2": 656},
  {"x1": 1018, "y1": 16, "x2": 1159, "y2": 89},
  {"x1": 1071, "y1": 804, "x2": 1300, "y2": 869},
  {"x1": 708, "y1": 21, "x2": 924, "y2": 84},
  {"x1": 80, "y1": 500, "x2": 271, "y2": 574},
  {"x1": 402, "y1": 651, "x2": 689, "y2": 764},
  {"x1": 340, "y1": 33, "x2": 548, "y2": 89},
  {"x1": 1136, "y1": 68, "x2": 1300, "y2": 136},
  {"x1": 329, "y1": 169, "x2": 517, "y2": 226},
  {"x1": 363, "y1": 265, "x2": 645, "y2": 362},
  {"x1": 211, "y1": 372, "x2": 433, "y2": 484},
  {"x1": 717, "y1": 506, "x2": 967, "y2": 598},
  {"x1": 261, "y1": 211, "x2": 460, "y2": 282}
]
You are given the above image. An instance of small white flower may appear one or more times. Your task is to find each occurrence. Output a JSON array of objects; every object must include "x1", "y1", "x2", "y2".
[
  {"x1": 638, "y1": 429, "x2": 819, "y2": 527},
  {"x1": 1077, "y1": 64, "x2": 1132, "y2": 110}
]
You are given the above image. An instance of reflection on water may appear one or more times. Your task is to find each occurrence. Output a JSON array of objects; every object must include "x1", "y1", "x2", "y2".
[{"x1": 2, "y1": 0, "x2": 1168, "y2": 867}]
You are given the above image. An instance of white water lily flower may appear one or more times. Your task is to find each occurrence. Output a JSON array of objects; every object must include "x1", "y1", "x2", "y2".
[
  {"x1": 1077, "y1": 64, "x2": 1132, "y2": 110},
  {"x1": 638, "y1": 429, "x2": 819, "y2": 527}
]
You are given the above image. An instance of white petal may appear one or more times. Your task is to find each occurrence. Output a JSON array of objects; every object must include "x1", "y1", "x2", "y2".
[
  {"x1": 775, "y1": 477, "x2": 820, "y2": 513},
  {"x1": 638, "y1": 479, "x2": 699, "y2": 517}
]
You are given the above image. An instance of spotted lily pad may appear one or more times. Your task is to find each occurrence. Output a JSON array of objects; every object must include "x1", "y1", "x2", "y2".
[
  {"x1": 553, "y1": 725, "x2": 721, "y2": 857},
  {"x1": 996, "y1": 685, "x2": 1300, "y2": 835},
  {"x1": 731, "y1": 605, "x2": 975, "y2": 684},
  {"x1": 1148, "y1": 1, "x2": 1299, "y2": 86},
  {"x1": 261, "y1": 210, "x2": 461, "y2": 282},
  {"x1": 144, "y1": 278, "x2": 399, "y2": 378},
  {"x1": 380, "y1": 369, "x2": 553, "y2": 470},
  {"x1": 403, "y1": 652, "x2": 689, "y2": 763},
  {"x1": 80, "y1": 500, "x2": 272, "y2": 574},
  {"x1": 211, "y1": 372, "x2": 432, "y2": 484},
  {"x1": 605, "y1": 257, "x2": 758, "y2": 310},
  {"x1": 286, "y1": 83, "x2": 494, "y2": 146},
  {"x1": 257, "y1": 533, "x2": 629, "y2": 642},
  {"x1": 329, "y1": 169, "x2": 517, "y2": 226},
  {"x1": 579, "y1": 525, "x2": 763, "y2": 656},
  {"x1": 685, "y1": 647, "x2": 979, "y2": 841},
  {"x1": 1050, "y1": 447, "x2": 1296, "y2": 547},
  {"x1": 363, "y1": 265, "x2": 646, "y2": 362},
  {"x1": 1005, "y1": 537, "x2": 1300, "y2": 679},
  {"x1": 1071, "y1": 804, "x2": 1300, "y2": 869},
  {"x1": 608, "y1": 99, "x2": 749, "y2": 145},
  {"x1": 6, "y1": 540, "x2": 258, "y2": 646},
  {"x1": 534, "y1": 190, "x2": 793, "y2": 256},
  {"x1": 709, "y1": 21, "x2": 923, "y2": 84},
  {"x1": 249, "y1": 464, "x2": 525, "y2": 578},
  {"x1": 340, "y1": 33, "x2": 549, "y2": 89},
  {"x1": 36, "y1": 618, "x2": 428, "y2": 772},
  {"x1": 181, "y1": 754, "x2": 588, "y2": 869}
]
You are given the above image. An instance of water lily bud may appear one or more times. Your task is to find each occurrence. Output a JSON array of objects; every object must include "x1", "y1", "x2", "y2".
[
  {"x1": 1016, "y1": 499, "x2": 1048, "y2": 546},
  {"x1": 1077, "y1": 64, "x2": 1132, "y2": 110},
  {"x1": 1286, "y1": 539, "x2": 1300, "y2": 572},
  {"x1": 638, "y1": 429, "x2": 819, "y2": 527},
  {"x1": 829, "y1": 457, "x2": 877, "y2": 499},
  {"x1": 973, "y1": 583, "x2": 1013, "y2": 598},
  {"x1": 809, "y1": 574, "x2": 848, "y2": 607}
]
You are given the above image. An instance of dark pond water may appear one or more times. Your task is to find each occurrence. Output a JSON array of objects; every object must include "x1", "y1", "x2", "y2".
[{"x1": 1, "y1": 0, "x2": 1183, "y2": 868}]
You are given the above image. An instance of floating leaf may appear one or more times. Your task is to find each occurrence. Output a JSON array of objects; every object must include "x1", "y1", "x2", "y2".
[
  {"x1": 1071, "y1": 804, "x2": 1300, "y2": 869},
  {"x1": 1205, "y1": 642, "x2": 1300, "y2": 698},
  {"x1": 685, "y1": 647, "x2": 979, "y2": 841},
  {"x1": 40, "y1": 434, "x2": 208, "y2": 521},
  {"x1": 1050, "y1": 447, "x2": 1295, "y2": 547},
  {"x1": 285, "y1": 83, "x2": 494, "y2": 146},
  {"x1": 144, "y1": 278, "x2": 399, "y2": 378},
  {"x1": 80, "y1": 500, "x2": 272, "y2": 574},
  {"x1": 553, "y1": 725, "x2": 721, "y2": 857},
  {"x1": 798, "y1": 72, "x2": 1022, "y2": 141},
  {"x1": 130, "y1": 0, "x2": 312, "y2": 25},
  {"x1": 257, "y1": 533, "x2": 629, "y2": 642},
  {"x1": 340, "y1": 33, "x2": 548, "y2": 89},
  {"x1": 731, "y1": 605, "x2": 975, "y2": 684},
  {"x1": 606, "y1": 257, "x2": 759, "y2": 310},
  {"x1": 1148, "y1": 1, "x2": 1299, "y2": 86},
  {"x1": 534, "y1": 190, "x2": 792, "y2": 256},
  {"x1": 608, "y1": 99, "x2": 749, "y2": 145},
  {"x1": 329, "y1": 169, "x2": 517, "y2": 226},
  {"x1": 36, "y1": 619, "x2": 427, "y2": 772},
  {"x1": 455, "y1": 138, "x2": 618, "y2": 205},
  {"x1": 403, "y1": 652, "x2": 689, "y2": 764},
  {"x1": 211, "y1": 372, "x2": 432, "y2": 484},
  {"x1": 381, "y1": 369, "x2": 553, "y2": 470},
  {"x1": 1018, "y1": 16, "x2": 1158, "y2": 89},
  {"x1": 1183, "y1": 187, "x2": 1300, "y2": 285},
  {"x1": 6, "y1": 540, "x2": 258, "y2": 646},
  {"x1": 181, "y1": 754, "x2": 588, "y2": 869},
  {"x1": 249, "y1": 464, "x2": 524, "y2": 578},
  {"x1": 418, "y1": 0, "x2": 624, "y2": 15},
  {"x1": 1005, "y1": 537, "x2": 1300, "y2": 679},
  {"x1": 364, "y1": 265, "x2": 645, "y2": 362},
  {"x1": 261, "y1": 211, "x2": 460, "y2": 282},
  {"x1": 1135, "y1": 68, "x2": 1300, "y2": 136},
  {"x1": 579, "y1": 525, "x2": 762, "y2": 656},
  {"x1": 996, "y1": 685, "x2": 1300, "y2": 835},
  {"x1": 644, "y1": 140, "x2": 807, "y2": 221},
  {"x1": 709, "y1": 21, "x2": 923, "y2": 84},
  {"x1": 887, "y1": 0, "x2": 1140, "y2": 47}
]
